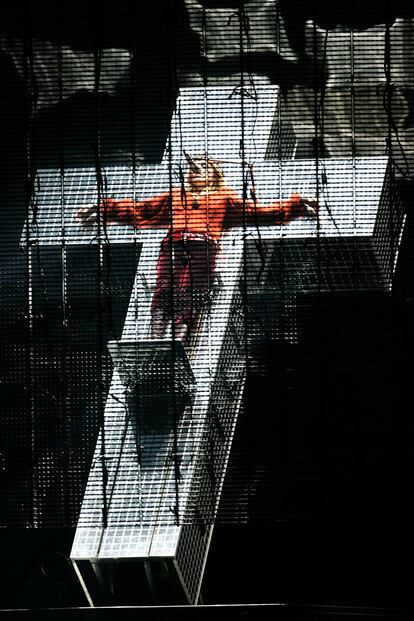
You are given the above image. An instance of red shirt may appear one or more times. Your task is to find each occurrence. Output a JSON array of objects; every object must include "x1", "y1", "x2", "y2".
[{"x1": 102, "y1": 187, "x2": 305, "y2": 241}]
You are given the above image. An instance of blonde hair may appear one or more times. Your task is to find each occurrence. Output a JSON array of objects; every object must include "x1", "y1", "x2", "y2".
[{"x1": 188, "y1": 153, "x2": 225, "y2": 191}]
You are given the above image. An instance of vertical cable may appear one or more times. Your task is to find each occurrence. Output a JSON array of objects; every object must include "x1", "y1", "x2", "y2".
[
  {"x1": 311, "y1": 3, "x2": 326, "y2": 523},
  {"x1": 56, "y1": 0, "x2": 70, "y2": 527},
  {"x1": 92, "y1": 0, "x2": 108, "y2": 531},
  {"x1": 22, "y1": 0, "x2": 37, "y2": 527},
  {"x1": 166, "y1": 0, "x2": 181, "y2": 525},
  {"x1": 383, "y1": 0, "x2": 399, "y2": 527},
  {"x1": 237, "y1": 0, "x2": 251, "y2": 523}
]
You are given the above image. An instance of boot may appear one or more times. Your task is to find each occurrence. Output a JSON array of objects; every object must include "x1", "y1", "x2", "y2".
[
  {"x1": 151, "y1": 309, "x2": 169, "y2": 339},
  {"x1": 173, "y1": 321, "x2": 189, "y2": 343}
]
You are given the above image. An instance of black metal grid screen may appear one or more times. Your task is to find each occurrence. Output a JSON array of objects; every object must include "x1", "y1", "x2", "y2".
[{"x1": 0, "y1": 0, "x2": 413, "y2": 609}]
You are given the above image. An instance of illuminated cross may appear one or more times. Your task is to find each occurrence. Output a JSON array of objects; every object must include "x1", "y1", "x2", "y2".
[{"x1": 26, "y1": 85, "x2": 402, "y2": 605}]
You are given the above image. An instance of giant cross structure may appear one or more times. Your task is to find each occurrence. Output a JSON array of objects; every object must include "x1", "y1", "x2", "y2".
[{"x1": 25, "y1": 85, "x2": 404, "y2": 605}]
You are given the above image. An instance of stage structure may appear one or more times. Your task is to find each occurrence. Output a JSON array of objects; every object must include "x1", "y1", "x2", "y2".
[{"x1": 24, "y1": 86, "x2": 404, "y2": 605}]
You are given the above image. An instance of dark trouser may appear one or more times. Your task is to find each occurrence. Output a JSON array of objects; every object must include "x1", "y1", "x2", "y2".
[{"x1": 151, "y1": 236, "x2": 220, "y2": 342}]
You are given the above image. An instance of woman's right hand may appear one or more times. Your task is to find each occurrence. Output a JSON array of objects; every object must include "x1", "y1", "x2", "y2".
[{"x1": 301, "y1": 196, "x2": 319, "y2": 217}]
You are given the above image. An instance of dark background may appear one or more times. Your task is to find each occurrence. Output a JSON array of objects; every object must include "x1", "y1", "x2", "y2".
[{"x1": 0, "y1": 0, "x2": 414, "y2": 610}]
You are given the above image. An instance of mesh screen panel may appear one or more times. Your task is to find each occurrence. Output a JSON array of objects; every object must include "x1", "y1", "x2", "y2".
[{"x1": 0, "y1": 0, "x2": 412, "y2": 608}]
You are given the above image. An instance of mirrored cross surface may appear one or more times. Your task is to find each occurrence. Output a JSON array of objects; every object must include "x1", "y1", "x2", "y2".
[{"x1": 22, "y1": 86, "x2": 402, "y2": 605}]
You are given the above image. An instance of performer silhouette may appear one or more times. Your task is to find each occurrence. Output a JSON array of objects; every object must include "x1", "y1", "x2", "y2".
[{"x1": 76, "y1": 154, "x2": 317, "y2": 343}]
